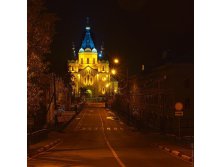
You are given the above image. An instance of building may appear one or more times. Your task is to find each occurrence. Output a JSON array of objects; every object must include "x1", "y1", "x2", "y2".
[
  {"x1": 128, "y1": 62, "x2": 193, "y2": 136},
  {"x1": 68, "y1": 24, "x2": 118, "y2": 98},
  {"x1": 113, "y1": 61, "x2": 193, "y2": 136}
]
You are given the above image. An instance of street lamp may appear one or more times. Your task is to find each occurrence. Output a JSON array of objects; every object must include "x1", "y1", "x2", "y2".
[
  {"x1": 111, "y1": 69, "x2": 117, "y2": 75},
  {"x1": 114, "y1": 58, "x2": 119, "y2": 64}
]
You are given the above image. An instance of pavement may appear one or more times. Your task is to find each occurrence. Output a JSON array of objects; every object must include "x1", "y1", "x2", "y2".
[
  {"x1": 115, "y1": 110, "x2": 194, "y2": 163},
  {"x1": 145, "y1": 132, "x2": 193, "y2": 163},
  {"x1": 28, "y1": 111, "x2": 77, "y2": 159},
  {"x1": 28, "y1": 104, "x2": 193, "y2": 167}
]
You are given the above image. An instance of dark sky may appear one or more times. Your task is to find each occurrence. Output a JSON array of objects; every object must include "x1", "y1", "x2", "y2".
[{"x1": 45, "y1": 0, "x2": 193, "y2": 75}]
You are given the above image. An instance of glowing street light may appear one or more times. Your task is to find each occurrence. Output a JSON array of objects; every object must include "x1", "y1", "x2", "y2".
[
  {"x1": 114, "y1": 58, "x2": 119, "y2": 64},
  {"x1": 111, "y1": 69, "x2": 117, "y2": 75}
]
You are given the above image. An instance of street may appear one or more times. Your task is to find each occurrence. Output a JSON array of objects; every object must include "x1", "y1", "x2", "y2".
[{"x1": 28, "y1": 103, "x2": 191, "y2": 167}]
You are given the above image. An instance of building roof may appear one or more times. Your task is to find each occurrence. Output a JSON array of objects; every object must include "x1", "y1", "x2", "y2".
[{"x1": 80, "y1": 26, "x2": 95, "y2": 50}]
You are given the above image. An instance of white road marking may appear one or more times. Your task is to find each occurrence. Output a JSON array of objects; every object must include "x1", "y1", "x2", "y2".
[
  {"x1": 99, "y1": 112, "x2": 126, "y2": 167},
  {"x1": 107, "y1": 127, "x2": 111, "y2": 131},
  {"x1": 114, "y1": 128, "x2": 117, "y2": 131}
]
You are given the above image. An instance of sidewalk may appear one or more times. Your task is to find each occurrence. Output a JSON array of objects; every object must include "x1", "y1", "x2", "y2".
[
  {"x1": 147, "y1": 132, "x2": 194, "y2": 162},
  {"x1": 114, "y1": 110, "x2": 194, "y2": 163},
  {"x1": 28, "y1": 111, "x2": 77, "y2": 159},
  {"x1": 28, "y1": 131, "x2": 62, "y2": 158}
]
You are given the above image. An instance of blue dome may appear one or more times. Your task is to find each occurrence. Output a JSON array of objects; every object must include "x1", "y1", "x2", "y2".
[
  {"x1": 92, "y1": 48, "x2": 97, "y2": 53},
  {"x1": 79, "y1": 48, "x2": 84, "y2": 52}
]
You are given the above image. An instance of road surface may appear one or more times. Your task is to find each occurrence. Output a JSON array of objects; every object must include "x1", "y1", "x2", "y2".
[{"x1": 28, "y1": 103, "x2": 192, "y2": 167}]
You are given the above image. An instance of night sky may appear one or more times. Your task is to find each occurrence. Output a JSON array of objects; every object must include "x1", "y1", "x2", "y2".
[{"x1": 45, "y1": 0, "x2": 193, "y2": 75}]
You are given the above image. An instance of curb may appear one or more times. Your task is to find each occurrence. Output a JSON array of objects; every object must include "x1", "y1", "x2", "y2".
[
  {"x1": 57, "y1": 112, "x2": 80, "y2": 131},
  {"x1": 28, "y1": 139, "x2": 61, "y2": 159},
  {"x1": 171, "y1": 150, "x2": 180, "y2": 156},
  {"x1": 181, "y1": 154, "x2": 192, "y2": 162},
  {"x1": 157, "y1": 144, "x2": 193, "y2": 163},
  {"x1": 164, "y1": 147, "x2": 171, "y2": 152}
]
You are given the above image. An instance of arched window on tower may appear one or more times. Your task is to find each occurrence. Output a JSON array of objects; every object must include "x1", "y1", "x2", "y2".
[
  {"x1": 81, "y1": 58, "x2": 83, "y2": 64},
  {"x1": 87, "y1": 75, "x2": 90, "y2": 85},
  {"x1": 90, "y1": 78, "x2": 92, "y2": 84},
  {"x1": 102, "y1": 87, "x2": 105, "y2": 94},
  {"x1": 102, "y1": 66, "x2": 105, "y2": 71},
  {"x1": 87, "y1": 58, "x2": 89, "y2": 64}
]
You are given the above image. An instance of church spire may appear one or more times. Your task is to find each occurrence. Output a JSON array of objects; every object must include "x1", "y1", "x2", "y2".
[
  {"x1": 99, "y1": 42, "x2": 104, "y2": 59},
  {"x1": 80, "y1": 17, "x2": 96, "y2": 51},
  {"x1": 72, "y1": 42, "x2": 77, "y2": 59},
  {"x1": 86, "y1": 17, "x2": 90, "y2": 30}
]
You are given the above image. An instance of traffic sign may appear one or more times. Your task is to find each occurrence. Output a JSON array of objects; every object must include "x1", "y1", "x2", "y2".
[
  {"x1": 175, "y1": 111, "x2": 183, "y2": 117},
  {"x1": 175, "y1": 102, "x2": 183, "y2": 111}
]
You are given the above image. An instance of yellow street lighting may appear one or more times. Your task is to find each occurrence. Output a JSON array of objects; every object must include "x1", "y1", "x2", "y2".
[
  {"x1": 106, "y1": 83, "x2": 110, "y2": 88},
  {"x1": 114, "y1": 58, "x2": 119, "y2": 64},
  {"x1": 111, "y1": 69, "x2": 116, "y2": 75}
]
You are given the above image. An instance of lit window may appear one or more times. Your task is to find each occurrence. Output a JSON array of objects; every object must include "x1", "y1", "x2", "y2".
[
  {"x1": 87, "y1": 58, "x2": 89, "y2": 64},
  {"x1": 81, "y1": 58, "x2": 83, "y2": 64},
  {"x1": 102, "y1": 87, "x2": 105, "y2": 94},
  {"x1": 93, "y1": 58, "x2": 95, "y2": 64}
]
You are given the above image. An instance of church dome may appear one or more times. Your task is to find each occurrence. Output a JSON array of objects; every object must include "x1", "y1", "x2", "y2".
[
  {"x1": 79, "y1": 48, "x2": 84, "y2": 52},
  {"x1": 92, "y1": 48, "x2": 97, "y2": 53},
  {"x1": 85, "y1": 48, "x2": 92, "y2": 52}
]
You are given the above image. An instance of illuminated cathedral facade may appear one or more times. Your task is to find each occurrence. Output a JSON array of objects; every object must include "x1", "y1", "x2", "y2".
[{"x1": 68, "y1": 24, "x2": 118, "y2": 97}]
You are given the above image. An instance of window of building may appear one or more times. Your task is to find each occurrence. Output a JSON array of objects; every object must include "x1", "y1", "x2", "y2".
[
  {"x1": 87, "y1": 75, "x2": 89, "y2": 84},
  {"x1": 81, "y1": 58, "x2": 83, "y2": 64},
  {"x1": 93, "y1": 58, "x2": 95, "y2": 64},
  {"x1": 102, "y1": 66, "x2": 105, "y2": 71},
  {"x1": 102, "y1": 87, "x2": 105, "y2": 94},
  {"x1": 87, "y1": 58, "x2": 89, "y2": 64}
]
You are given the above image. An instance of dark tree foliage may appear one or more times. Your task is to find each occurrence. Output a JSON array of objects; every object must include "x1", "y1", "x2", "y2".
[{"x1": 27, "y1": 0, "x2": 57, "y2": 115}]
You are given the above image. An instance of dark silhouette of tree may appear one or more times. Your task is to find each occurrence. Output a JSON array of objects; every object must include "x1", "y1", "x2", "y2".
[{"x1": 27, "y1": 0, "x2": 57, "y2": 115}]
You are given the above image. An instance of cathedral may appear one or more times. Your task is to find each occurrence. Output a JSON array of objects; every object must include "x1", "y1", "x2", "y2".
[{"x1": 68, "y1": 24, "x2": 118, "y2": 98}]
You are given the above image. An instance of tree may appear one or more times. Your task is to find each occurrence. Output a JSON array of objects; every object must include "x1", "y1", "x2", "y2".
[{"x1": 27, "y1": 0, "x2": 57, "y2": 117}]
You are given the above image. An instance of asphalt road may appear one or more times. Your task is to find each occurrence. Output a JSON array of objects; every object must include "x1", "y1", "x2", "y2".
[{"x1": 28, "y1": 104, "x2": 192, "y2": 167}]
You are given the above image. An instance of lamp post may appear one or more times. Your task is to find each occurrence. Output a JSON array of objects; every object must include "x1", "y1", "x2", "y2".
[{"x1": 110, "y1": 57, "x2": 129, "y2": 94}]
